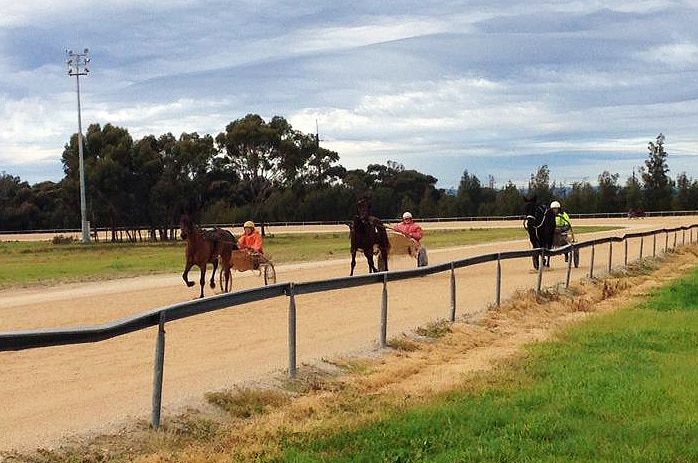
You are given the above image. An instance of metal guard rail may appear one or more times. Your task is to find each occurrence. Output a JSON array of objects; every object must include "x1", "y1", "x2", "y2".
[{"x1": 1, "y1": 224, "x2": 695, "y2": 352}]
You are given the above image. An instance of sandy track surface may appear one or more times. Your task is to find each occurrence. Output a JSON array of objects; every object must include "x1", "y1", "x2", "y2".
[{"x1": 0, "y1": 216, "x2": 695, "y2": 453}]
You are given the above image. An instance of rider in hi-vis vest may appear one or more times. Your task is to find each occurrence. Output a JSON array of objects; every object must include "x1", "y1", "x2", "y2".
[{"x1": 550, "y1": 201, "x2": 571, "y2": 232}]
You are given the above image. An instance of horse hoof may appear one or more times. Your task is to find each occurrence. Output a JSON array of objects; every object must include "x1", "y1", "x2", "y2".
[{"x1": 186, "y1": 281, "x2": 195, "y2": 287}]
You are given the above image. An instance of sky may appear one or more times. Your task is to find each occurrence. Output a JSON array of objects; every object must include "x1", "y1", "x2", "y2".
[{"x1": 1, "y1": 1, "x2": 698, "y2": 191}]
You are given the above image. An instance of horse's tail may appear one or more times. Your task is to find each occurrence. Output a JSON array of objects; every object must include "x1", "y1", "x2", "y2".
[{"x1": 377, "y1": 222, "x2": 391, "y2": 252}]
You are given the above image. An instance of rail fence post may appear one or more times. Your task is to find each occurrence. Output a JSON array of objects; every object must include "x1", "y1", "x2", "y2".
[
  {"x1": 608, "y1": 241, "x2": 613, "y2": 274},
  {"x1": 536, "y1": 250, "x2": 544, "y2": 295},
  {"x1": 565, "y1": 247, "x2": 572, "y2": 288},
  {"x1": 639, "y1": 236, "x2": 644, "y2": 260},
  {"x1": 287, "y1": 283, "x2": 297, "y2": 378},
  {"x1": 151, "y1": 311, "x2": 166, "y2": 430},
  {"x1": 652, "y1": 233, "x2": 656, "y2": 257},
  {"x1": 674, "y1": 231, "x2": 678, "y2": 249},
  {"x1": 665, "y1": 231, "x2": 669, "y2": 253},
  {"x1": 450, "y1": 262, "x2": 457, "y2": 321},
  {"x1": 495, "y1": 255, "x2": 501, "y2": 307},
  {"x1": 624, "y1": 239, "x2": 628, "y2": 267},
  {"x1": 380, "y1": 273, "x2": 388, "y2": 348},
  {"x1": 589, "y1": 243, "x2": 595, "y2": 279}
]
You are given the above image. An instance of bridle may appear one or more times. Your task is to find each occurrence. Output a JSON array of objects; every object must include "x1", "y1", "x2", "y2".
[{"x1": 523, "y1": 204, "x2": 549, "y2": 231}]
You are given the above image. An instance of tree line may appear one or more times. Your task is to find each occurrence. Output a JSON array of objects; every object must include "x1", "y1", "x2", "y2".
[{"x1": 1, "y1": 118, "x2": 696, "y2": 239}]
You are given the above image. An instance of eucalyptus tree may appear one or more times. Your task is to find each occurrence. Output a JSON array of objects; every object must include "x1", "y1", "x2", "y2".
[
  {"x1": 0, "y1": 173, "x2": 39, "y2": 230},
  {"x1": 457, "y1": 170, "x2": 482, "y2": 216},
  {"x1": 60, "y1": 122, "x2": 138, "y2": 235},
  {"x1": 623, "y1": 171, "x2": 643, "y2": 211},
  {"x1": 494, "y1": 181, "x2": 523, "y2": 216},
  {"x1": 641, "y1": 133, "x2": 672, "y2": 211},
  {"x1": 527, "y1": 165, "x2": 552, "y2": 204},
  {"x1": 81, "y1": 123, "x2": 138, "y2": 238},
  {"x1": 673, "y1": 172, "x2": 698, "y2": 211},
  {"x1": 564, "y1": 180, "x2": 596, "y2": 214},
  {"x1": 597, "y1": 171, "x2": 621, "y2": 213},
  {"x1": 215, "y1": 114, "x2": 299, "y2": 224}
]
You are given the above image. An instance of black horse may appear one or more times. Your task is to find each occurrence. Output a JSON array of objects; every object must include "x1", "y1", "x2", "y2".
[
  {"x1": 523, "y1": 196, "x2": 555, "y2": 270},
  {"x1": 349, "y1": 196, "x2": 391, "y2": 275}
]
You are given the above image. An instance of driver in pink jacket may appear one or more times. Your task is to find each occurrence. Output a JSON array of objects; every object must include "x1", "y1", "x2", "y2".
[{"x1": 394, "y1": 211, "x2": 423, "y2": 242}]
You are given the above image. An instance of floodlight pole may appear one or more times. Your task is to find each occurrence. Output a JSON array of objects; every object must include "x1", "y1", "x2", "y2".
[{"x1": 66, "y1": 48, "x2": 90, "y2": 243}]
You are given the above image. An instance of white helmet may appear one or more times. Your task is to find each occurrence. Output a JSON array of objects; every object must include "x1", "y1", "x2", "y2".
[
  {"x1": 550, "y1": 201, "x2": 561, "y2": 209},
  {"x1": 402, "y1": 211, "x2": 413, "y2": 219}
]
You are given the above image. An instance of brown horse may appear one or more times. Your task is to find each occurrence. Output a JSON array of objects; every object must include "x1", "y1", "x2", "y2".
[
  {"x1": 179, "y1": 215, "x2": 237, "y2": 298},
  {"x1": 349, "y1": 196, "x2": 391, "y2": 275}
]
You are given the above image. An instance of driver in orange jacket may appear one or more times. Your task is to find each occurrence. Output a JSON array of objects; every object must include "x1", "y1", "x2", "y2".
[{"x1": 237, "y1": 220, "x2": 264, "y2": 254}]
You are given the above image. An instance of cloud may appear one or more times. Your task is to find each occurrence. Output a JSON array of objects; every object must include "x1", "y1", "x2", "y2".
[
  {"x1": 636, "y1": 42, "x2": 698, "y2": 69},
  {"x1": 2, "y1": 1, "x2": 698, "y2": 189}
]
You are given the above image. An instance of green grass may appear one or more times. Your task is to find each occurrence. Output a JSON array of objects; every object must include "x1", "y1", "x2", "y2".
[
  {"x1": 276, "y1": 266, "x2": 698, "y2": 462},
  {"x1": 0, "y1": 226, "x2": 610, "y2": 289},
  {"x1": 0, "y1": 241, "x2": 182, "y2": 288}
]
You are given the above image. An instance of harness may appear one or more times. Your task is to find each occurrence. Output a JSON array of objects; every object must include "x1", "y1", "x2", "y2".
[{"x1": 524, "y1": 204, "x2": 549, "y2": 231}]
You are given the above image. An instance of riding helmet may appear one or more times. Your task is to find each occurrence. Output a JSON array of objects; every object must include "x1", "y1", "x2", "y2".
[{"x1": 243, "y1": 220, "x2": 255, "y2": 228}]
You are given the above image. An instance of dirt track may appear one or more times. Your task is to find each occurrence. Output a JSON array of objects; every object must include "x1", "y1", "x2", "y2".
[{"x1": 0, "y1": 216, "x2": 696, "y2": 453}]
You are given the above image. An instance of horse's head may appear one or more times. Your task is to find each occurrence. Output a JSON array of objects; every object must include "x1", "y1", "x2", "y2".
[
  {"x1": 179, "y1": 215, "x2": 194, "y2": 240},
  {"x1": 523, "y1": 195, "x2": 538, "y2": 217},
  {"x1": 356, "y1": 195, "x2": 371, "y2": 219},
  {"x1": 522, "y1": 196, "x2": 538, "y2": 231}
]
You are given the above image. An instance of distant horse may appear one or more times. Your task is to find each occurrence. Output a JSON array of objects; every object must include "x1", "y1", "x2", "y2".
[
  {"x1": 523, "y1": 196, "x2": 556, "y2": 270},
  {"x1": 628, "y1": 208, "x2": 646, "y2": 219},
  {"x1": 179, "y1": 215, "x2": 237, "y2": 298},
  {"x1": 349, "y1": 196, "x2": 391, "y2": 275}
]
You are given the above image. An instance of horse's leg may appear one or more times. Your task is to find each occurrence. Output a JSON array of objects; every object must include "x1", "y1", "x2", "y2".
[
  {"x1": 531, "y1": 243, "x2": 540, "y2": 270},
  {"x1": 198, "y1": 265, "x2": 206, "y2": 298},
  {"x1": 209, "y1": 257, "x2": 218, "y2": 289},
  {"x1": 224, "y1": 266, "x2": 231, "y2": 292},
  {"x1": 182, "y1": 259, "x2": 196, "y2": 288},
  {"x1": 364, "y1": 249, "x2": 376, "y2": 273},
  {"x1": 350, "y1": 249, "x2": 357, "y2": 276}
]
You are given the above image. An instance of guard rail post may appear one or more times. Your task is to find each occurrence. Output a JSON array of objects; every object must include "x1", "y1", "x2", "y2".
[
  {"x1": 380, "y1": 273, "x2": 388, "y2": 348},
  {"x1": 589, "y1": 243, "x2": 595, "y2": 279},
  {"x1": 151, "y1": 311, "x2": 166, "y2": 430},
  {"x1": 536, "y1": 250, "x2": 544, "y2": 295},
  {"x1": 653, "y1": 233, "x2": 657, "y2": 258},
  {"x1": 495, "y1": 255, "x2": 502, "y2": 307},
  {"x1": 565, "y1": 247, "x2": 572, "y2": 288},
  {"x1": 639, "y1": 236, "x2": 644, "y2": 260},
  {"x1": 287, "y1": 283, "x2": 297, "y2": 378},
  {"x1": 624, "y1": 239, "x2": 628, "y2": 267},
  {"x1": 450, "y1": 262, "x2": 457, "y2": 321},
  {"x1": 607, "y1": 241, "x2": 613, "y2": 274}
]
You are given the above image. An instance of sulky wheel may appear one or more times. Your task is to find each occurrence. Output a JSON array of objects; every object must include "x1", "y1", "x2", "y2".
[{"x1": 263, "y1": 263, "x2": 276, "y2": 285}]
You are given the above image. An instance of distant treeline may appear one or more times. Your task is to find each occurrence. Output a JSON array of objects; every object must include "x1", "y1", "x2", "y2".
[{"x1": 1, "y1": 118, "x2": 695, "y2": 240}]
